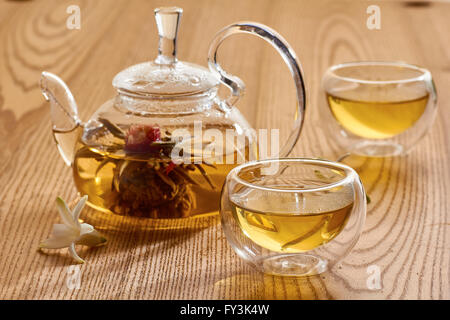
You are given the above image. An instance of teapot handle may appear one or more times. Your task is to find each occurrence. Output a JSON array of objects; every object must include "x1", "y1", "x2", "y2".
[{"x1": 207, "y1": 22, "x2": 306, "y2": 157}]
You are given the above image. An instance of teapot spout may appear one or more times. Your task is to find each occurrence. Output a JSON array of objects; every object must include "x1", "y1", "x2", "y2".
[{"x1": 40, "y1": 72, "x2": 82, "y2": 166}]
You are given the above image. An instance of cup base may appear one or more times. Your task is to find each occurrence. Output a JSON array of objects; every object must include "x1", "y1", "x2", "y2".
[
  {"x1": 258, "y1": 254, "x2": 328, "y2": 277},
  {"x1": 351, "y1": 141, "x2": 404, "y2": 157}
]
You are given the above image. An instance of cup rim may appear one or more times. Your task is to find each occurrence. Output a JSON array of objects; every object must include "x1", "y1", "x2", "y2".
[
  {"x1": 324, "y1": 61, "x2": 431, "y2": 85},
  {"x1": 228, "y1": 158, "x2": 358, "y2": 193}
]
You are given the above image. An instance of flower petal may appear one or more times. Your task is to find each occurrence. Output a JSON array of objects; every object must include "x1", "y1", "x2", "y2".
[
  {"x1": 79, "y1": 223, "x2": 94, "y2": 234},
  {"x1": 76, "y1": 227, "x2": 107, "y2": 247},
  {"x1": 72, "y1": 195, "x2": 87, "y2": 226},
  {"x1": 50, "y1": 224, "x2": 79, "y2": 238},
  {"x1": 68, "y1": 243, "x2": 85, "y2": 264},
  {"x1": 40, "y1": 235, "x2": 74, "y2": 249},
  {"x1": 39, "y1": 197, "x2": 106, "y2": 264},
  {"x1": 56, "y1": 197, "x2": 79, "y2": 231},
  {"x1": 39, "y1": 224, "x2": 79, "y2": 249}
]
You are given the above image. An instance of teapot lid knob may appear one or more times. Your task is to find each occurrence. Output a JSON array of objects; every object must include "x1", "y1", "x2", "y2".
[
  {"x1": 154, "y1": 7, "x2": 183, "y2": 65},
  {"x1": 112, "y1": 7, "x2": 219, "y2": 97}
]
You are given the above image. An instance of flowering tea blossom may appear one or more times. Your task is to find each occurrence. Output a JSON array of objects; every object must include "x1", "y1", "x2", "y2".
[{"x1": 124, "y1": 124, "x2": 162, "y2": 153}]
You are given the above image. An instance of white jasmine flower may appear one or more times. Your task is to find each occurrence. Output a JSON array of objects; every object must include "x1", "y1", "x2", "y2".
[{"x1": 39, "y1": 196, "x2": 107, "y2": 264}]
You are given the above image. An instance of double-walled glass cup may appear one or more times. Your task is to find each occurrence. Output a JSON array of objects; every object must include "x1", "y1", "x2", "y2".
[
  {"x1": 220, "y1": 158, "x2": 366, "y2": 277},
  {"x1": 322, "y1": 61, "x2": 437, "y2": 157}
]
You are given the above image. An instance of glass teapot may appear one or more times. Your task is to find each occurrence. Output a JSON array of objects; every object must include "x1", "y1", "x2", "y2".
[{"x1": 40, "y1": 7, "x2": 306, "y2": 220}]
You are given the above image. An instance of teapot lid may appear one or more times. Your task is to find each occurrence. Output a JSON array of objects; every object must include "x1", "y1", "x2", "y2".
[{"x1": 113, "y1": 7, "x2": 219, "y2": 97}]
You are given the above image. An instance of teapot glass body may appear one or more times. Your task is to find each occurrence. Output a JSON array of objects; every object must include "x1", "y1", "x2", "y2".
[
  {"x1": 40, "y1": 7, "x2": 306, "y2": 221},
  {"x1": 71, "y1": 92, "x2": 258, "y2": 219}
]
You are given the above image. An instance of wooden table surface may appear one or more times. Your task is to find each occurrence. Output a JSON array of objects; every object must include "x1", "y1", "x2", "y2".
[{"x1": 0, "y1": 0, "x2": 448, "y2": 300}]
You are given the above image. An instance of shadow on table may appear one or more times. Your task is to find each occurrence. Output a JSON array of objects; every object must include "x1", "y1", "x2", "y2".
[
  {"x1": 82, "y1": 207, "x2": 219, "y2": 248},
  {"x1": 37, "y1": 208, "x2": 218, "y2": 265},
  {"x1": 213, "y1": 271, "x2": 330, "y2": 300},
  {"x1": 339, "y1": 154, "x2": 396, "y2": 191}
]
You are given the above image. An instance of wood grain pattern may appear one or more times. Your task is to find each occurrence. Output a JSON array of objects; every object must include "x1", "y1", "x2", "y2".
[{"x1": 0, "y1": 0, "x2": 448, "y2": 300}]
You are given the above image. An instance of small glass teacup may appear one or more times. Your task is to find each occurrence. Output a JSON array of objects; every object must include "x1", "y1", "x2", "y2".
[
  {"x1": 322, "y1": 61, "x2": 437, "y2": 157},
  {"x1": 220, "y1": 158, "x2": 366, "y2": 277}
]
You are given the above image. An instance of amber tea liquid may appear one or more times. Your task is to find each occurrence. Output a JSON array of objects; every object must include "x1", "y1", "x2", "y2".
[
  {"x1": 231, "y1": 188, "x2": 353, "y2": 253},
  {"x1": 73, "y1": 145, "x2": 245, "y2": 218},
  {"x1": 327, "y1": 93, "x2": 429, "y2": 139}
]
